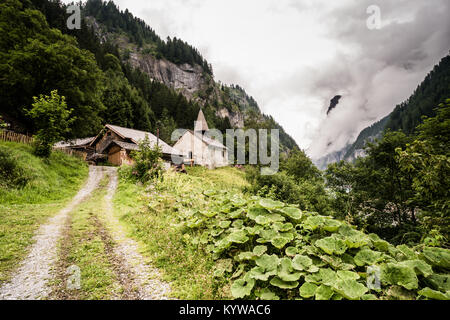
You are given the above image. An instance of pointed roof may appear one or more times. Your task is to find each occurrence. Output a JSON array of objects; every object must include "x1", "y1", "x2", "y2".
[{"x1": 194, "y1": 109, "x2": 209, "y2": 132}]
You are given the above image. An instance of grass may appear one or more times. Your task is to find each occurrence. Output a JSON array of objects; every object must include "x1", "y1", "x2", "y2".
[
  {"x1": 113, "y1": 166, "x2": 248, "y2": 299},
  {"x1": 52, "y1": 176, "x2": 121, "y2": 300},
  {"x1": 185, "y1": 166, "x2": 249, "y2": 190},
  {"x1": 0, "y1": 141, "x2": 88, "y2": 284}
]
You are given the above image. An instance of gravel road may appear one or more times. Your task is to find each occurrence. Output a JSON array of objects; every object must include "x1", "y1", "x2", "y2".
[{"x1": 0, "y1": 166, "x2": 172, "y2": 300}]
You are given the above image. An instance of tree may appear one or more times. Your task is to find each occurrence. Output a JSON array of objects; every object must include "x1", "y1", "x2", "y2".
[
  {"x1": 0, "y1": 0, "x2": 104, "y2": 137},
  {"x1": 26, "y1": 90, "x2": 75, "y2": 157},
  {"x1": 396, "y1": 99, "x2": 450, "y2": 245},
  {"x1": 130, "y1": 135, "x2": 163, "y2": 182}
]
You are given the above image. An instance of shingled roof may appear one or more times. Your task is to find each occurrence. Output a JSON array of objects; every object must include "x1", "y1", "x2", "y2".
[{"x1": 96, "y1": 124, "x2": 182, "y2": 156}]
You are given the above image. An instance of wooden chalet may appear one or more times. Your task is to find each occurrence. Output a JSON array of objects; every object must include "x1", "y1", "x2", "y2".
[{"x1": 87, "y1": 124, "x2": 183, "y2": 166}]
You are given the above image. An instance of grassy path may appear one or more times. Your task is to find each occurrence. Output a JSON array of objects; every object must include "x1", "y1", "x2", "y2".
[
  {"x1": 0, "y1": 166, "x2": 103, "y2": 299},
  {"x1": 0, "y1": 165, "x2": 172, "y2": 300}
]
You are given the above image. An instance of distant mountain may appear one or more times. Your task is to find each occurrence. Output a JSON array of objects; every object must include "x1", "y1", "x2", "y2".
[{"x1": 314, "y1": 53, "x2": 450, "y2": 170}]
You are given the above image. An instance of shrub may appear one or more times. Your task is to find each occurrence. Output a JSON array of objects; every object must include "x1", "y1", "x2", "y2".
[
  {"x1": 129, "y1": 135, "x2": 164, "y2": 182},
  {"x1": 26, "y1": 90, "x2": 75, "y2": 157},
  {"x1": 0, "y1": 146, "x2": 30, "y2": 188}
]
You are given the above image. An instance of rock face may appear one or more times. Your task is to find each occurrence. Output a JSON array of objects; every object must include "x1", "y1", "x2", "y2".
[
  {"x1": 217, "y1": 108, "x2": 244, "y2": 128},
  {"x1": 327, "y1": 95, "x2": 342, "y2": 115},
  {"x1": 128, "y1": 52, "x2": 208, "y2": 101},
  {"x1": 84, "y1": 16, "x2": 268, "y2": 131}
]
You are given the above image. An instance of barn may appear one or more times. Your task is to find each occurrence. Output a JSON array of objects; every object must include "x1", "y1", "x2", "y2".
[{"x1": 88, "y1": 124, "x2": 183, "y2": 166}]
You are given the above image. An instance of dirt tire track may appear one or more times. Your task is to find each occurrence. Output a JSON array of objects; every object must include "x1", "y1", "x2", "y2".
[
  {"x1": 0, "y1": 166, "x2": 104, "y2": 300},
  {"x1": 100, "y1": 167, "x2": 173, "y2": 300}
]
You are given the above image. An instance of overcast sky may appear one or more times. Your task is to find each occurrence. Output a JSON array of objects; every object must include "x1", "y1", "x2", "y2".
[{"x1": 72, "y1": 0, "x2": 450, "y2": 158}]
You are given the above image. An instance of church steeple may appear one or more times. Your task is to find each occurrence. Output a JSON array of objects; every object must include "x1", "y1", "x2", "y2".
[{"x1": 194, "y1": 109, "x2": 209, "y2": 134}]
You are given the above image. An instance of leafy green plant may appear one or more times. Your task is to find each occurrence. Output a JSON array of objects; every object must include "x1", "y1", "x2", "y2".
[
  {"x1": 129, "y1": 135, "x2": 163, "y2": 182},
  {"x1": 26, "y1": 90, "x2": 75, "y2": 157},
  {"x1": 177, "y1": 187, "x2": 450, "y2": 300}
]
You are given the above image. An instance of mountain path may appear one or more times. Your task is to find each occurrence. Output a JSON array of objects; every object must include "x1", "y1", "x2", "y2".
[{"x1": 0, "y1": 166, "x2": 172, "y2": 300}]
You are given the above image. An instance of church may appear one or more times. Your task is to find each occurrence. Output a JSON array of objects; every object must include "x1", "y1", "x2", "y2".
[{"x1": 174, "y1": 109, "x2": 229, "y2": 168}]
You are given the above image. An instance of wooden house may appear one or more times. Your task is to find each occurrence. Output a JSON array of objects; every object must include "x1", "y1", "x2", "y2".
[
  {"x1": 173, "y1": 110, "x2": 228, "y2": 168},
  {"x1": 88, "y1": 124, "x2": 183, "y2": 166}
]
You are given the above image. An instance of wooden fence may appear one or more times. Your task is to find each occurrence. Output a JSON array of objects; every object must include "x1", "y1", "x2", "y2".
[
  {"x1": 0, "y1": 130, "x2": 86, "y2": 160},
  {"x1": 0, "y1": 130, "x2": 34, "y2": 145}
]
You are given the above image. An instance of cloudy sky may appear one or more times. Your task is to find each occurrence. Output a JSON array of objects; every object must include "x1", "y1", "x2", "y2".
[{"x1": 75, "y1": 0, "x2": 450, "y2": 158}]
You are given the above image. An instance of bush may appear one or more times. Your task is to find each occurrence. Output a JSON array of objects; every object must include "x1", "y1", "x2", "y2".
[
  {"x1": 129, "y1": 135, "x2": 164, "y2": 182},
  {"x1": 0, "y1": 146, "x2": 30, "y2": 188},
  {"x1": 245, "y1": 167, "x2": 333, "y2": 216}
]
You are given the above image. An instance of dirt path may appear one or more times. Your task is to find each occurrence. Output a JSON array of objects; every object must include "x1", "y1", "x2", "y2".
[
  {"x1": 0, "y1": 166, "x2": 172, "y2": 300},
  {"x1": 0, "y1": 166, "x2": 104, "y2": 300},
  {"x1": 99, "y1": 167, "x2": 172, "y2": 300}
]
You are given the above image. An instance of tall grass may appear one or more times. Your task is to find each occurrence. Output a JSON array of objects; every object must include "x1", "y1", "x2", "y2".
[
  {"x1": 0, "y1": 141, "x2": 88, "y2": 283},
  {"x1": 0, "y1": 141, "x2": 88, "y2": 204}
]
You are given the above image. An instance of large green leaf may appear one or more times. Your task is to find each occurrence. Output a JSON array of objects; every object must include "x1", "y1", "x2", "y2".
[
  {"x1": 253, "y1": 245, "x2": 268, "y2": 256},
  {"x1": 259, "y1": 198, "x2": 285, "y2": 210},
  {"x1": 270, "y1": 277, "x2": 299, "y2": 289},
  {"x1": 235, "y1": 251, "x2": 255, "y2": 262},
  {"x1": 249, "y1": 266, "x2": 277, "y2": 281},
  {"x1": 277, "y1": 258, "x2": 302, "y2": 282},
  {"x1": 337, "y1": 270, "x2": 360, "y2": 281},
  {"x1": 258, "y1": 288, "x2": 280, "y2": 300},
  {"x1": 399, "y1": 259, "x2": 433, "y2": 277},
  {"x1": 285, "y1": 246, "x2": 298, "y2": 257},
  {"x1": 231, "y1": 274, "x2": 255, "y2": 298},
  {"x1": 354, "y1": 248, "x2": 384, "y2": 266},
  {"x1": 219, "y1": 220, "x2": 231, "y2": 229},
  {"x1": 256, "y1": 254, "x2": 280, "y2": 271},
  {"x1": 299, "y1": 282, "x2": 317, "y2": 298},
  {"x1": 255, "y1": 215, "x2": 271, "y2": 225},
  {"x1": 271, "y1": 236, "x2": 290, "y2": 249},
  {"x1": 418, "y1": 287, "x2": 450, "y2": 300},
  {"x1": 332, "y1": 279, "x2": 368, "y2": 300},
  {"x1": 315, "y1": 236, "x2": 347, "y2": 255},
  {"x1": 315, "y1": 285, "x2": 334, "y2": 300},
  {"x1": 381, "y1": 263, "x2": 418, "y2": 290},
  {"x1": 322, "y1": 219, "x2": 341, "y2": 232},
  {"x1": 422, "y1": 247, "x2": 450, "y2": 269},
  {"x1": 426, "y1": 274, "x2": 450, "y2": 292},
  {"x1": 292, "y1": 255, "x2": 313, "y2": 271},
  {"x1": 318, "y1": 268, "x2": 338, "y2": 286},
  {"x1": 339, "y1": 225, "x2": 369, "y2": 248},
  {"x1": 303, "y1": 216, "x2": 326, "y2": 231},
  {"x1": 227, "y1": 230, "x2": 249, "y2": 244},
  {"x1": 396, "y1": 244, "x2": 417, "y2": 260},
  {"x1": 247, "y1": 207, "x2": 269, "y2": 220},
  {"x1": 280, "y1": 207, "x2": 303, "y2": 221}
]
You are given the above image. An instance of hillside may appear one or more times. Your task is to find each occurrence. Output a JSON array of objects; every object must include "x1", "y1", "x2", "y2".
[
  {"x1": 315, "y1": 53, "x2": 450, "y2": 169},
  {"x1": 0, "y1": 0, "x2": 298, "y2": 152},
  {"x1": 0, "y1": 140, "x2": 88, "y2": 283}
]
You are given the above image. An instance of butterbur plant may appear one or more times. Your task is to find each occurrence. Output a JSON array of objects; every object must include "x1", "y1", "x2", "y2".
[{"x1": 180, "y1": 191, "x2": 450, "y2": 300}]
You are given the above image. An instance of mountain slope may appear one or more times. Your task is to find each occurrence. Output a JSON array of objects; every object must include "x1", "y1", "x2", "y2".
[
  {"x1": 1, "y1": 0, "x2": 298, "y2": 152},
  {"x1": 81, "y1": 1, "x2": 298, "y2": 151},
  {"x1": 315, "y1": 53, "x2": 450, "y2": 169}
]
